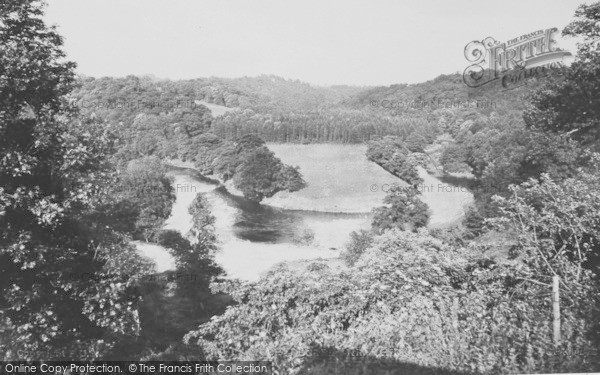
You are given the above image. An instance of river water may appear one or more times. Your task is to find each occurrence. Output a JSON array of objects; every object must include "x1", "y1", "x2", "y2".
[
  {"x1": 137, "y1": 166, "x2": 370, "y2": 281},
  {"x1": 135, "y1": 145, "x2": 473, "y2": 281}
]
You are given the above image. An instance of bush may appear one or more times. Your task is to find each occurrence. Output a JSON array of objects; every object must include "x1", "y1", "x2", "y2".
[
  {"x1": 341, "y1": 230, "x2": 374, "y2": 266},
  {"x1": 440, "y1": 143, "x2": 470, "y2": 173},
  {"x1": 462, "y1": 205, "x2": 485, "y2": 237},
  {"x1": 372, "y1": 187, "x2": 430, "y2": 233},
  {"x1": 184, "y1": 230, "x2": 600, "y2": 374},
  {"x1": 195, "y1": 135, "x2": 307, "y2": 202},
  {"x1": 366, "y1": 136, "x2": 424, "y2": 186},
  {"x1": 292, "y1": 229, "x2": 316, "y2": 246}
]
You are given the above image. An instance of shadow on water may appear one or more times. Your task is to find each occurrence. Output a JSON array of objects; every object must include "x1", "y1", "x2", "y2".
[
  {"x1": 296, "y1": 347, "x2": 477, "y2": 375},
  {"x1": 166, "y1": 165, "x2": 371, "y2": 245},
  {"x1": 212, "y1": 186, "x2": 368, "y2": 243},
  {"x1": 436, "y1": 173, "x2": 477, "y2": 190},
  {"x1": 166, "y1": 165, "x2": 221, "y2": 185},
  {"x1": 436, "y1": 173, "x2": 506, "y2": 198}
]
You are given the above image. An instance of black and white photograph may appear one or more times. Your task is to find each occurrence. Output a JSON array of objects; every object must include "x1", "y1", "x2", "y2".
[{"x1": 1, "y1": 0, "x2": 600, "y2": 373}]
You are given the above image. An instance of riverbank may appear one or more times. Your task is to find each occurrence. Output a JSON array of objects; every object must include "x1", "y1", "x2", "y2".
[
  {"x1": 137, "y1": 163, "x2": 363, "y2": 281},
  {"x1": 138, "y1": 146, "x2": 474, "y2": 281}
]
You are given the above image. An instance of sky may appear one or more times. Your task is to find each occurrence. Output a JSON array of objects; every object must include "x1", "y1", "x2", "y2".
[{"x1": 43, "y1": 0, "x2": 593, "y2": 87}]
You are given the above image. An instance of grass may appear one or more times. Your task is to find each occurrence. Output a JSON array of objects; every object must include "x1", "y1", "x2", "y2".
[
  {"x1": 195, "y1": 100, "x2": 236, "y2": 117},
  {"x1": 267, "y1": 143, "x2": 474, "y2": 226},
  {"x1": 266, "y1": 143, "x2": 404, "y2": 213}
]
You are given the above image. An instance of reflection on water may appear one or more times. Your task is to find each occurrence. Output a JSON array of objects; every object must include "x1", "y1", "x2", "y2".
[
  {"x1": 139, "y1": 164, "x2": 472, "y2": 281},
  {"x1": 160, "y1": 166, "x2": 371, "y2": 281},
  {"x1": 417, "y1": 167, "x2": 474, "y2": 228},
  {"x1": 214, "y1": 185, "x2": 368, "y2": 244}
]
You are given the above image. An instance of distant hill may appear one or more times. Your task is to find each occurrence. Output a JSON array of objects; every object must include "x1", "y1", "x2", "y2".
[
  {"x1": 347, "y1": 71, "x2": 562, "y2": 116},
  {"x1": 68, "y1": 70, "x2": 560, "y2": 158}
]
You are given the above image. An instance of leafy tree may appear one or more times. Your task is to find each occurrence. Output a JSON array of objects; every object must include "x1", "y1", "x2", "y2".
[
  {"x1": 234, "y1": 134, "x2": 266, "y2": 151},
  {"x1": 91, "y1": 157, "x2": 175, "y2": 242},
  {"x1": 563, "y1": 2, "x2": 600, "y2": 63},
  {"x1": 165, "y1": 194, "x2": 224, "y2": 334},
  {"x1": 405, "y1": 132, "x2": 428, "y2": 152},
  {"x1": 366, "y1": 136, "x2": 424, "y2": 186},
  {"x1": 156, "y1": 227, "x2": 223, "y2": 307},
  {"x1": 135, "y1": 134, "x2": 159, "y2": 156},
  {"x1": 442, "y1": 114, "x2": 583, "y2": 219},
  {"x1": 185, "y1": 230, "x2": 600, "y2": 374},
  {"x1": 194, "y1": 134, "x2": 306, "y2": 202},
  {"x1": 0, "y1": 1, "x2": 150, "y2": 359},
  {"x1": 462, "y1": 205, "x2": 485, "y2": 237},
  {"x1": 341, "y1": 230, "x2": 374, "y2": 266},
  {"x1": 440, "y1": 143, "x2": 469, "y2": 173},
  {"x1": 193, "y1": 133, "x2": 228, "y2": 176},
  {"x1": 233, "y1": 147, "x2": 306, "y2": 202},
  {"x1": 372, "y1": 186, "x2": 430, "y2": 232},
  {"x1": 131, "y1": 226, "x2": 223, "y2": 359},
  {"x1": 489, "y1": 159, "x2": 600, "y2": 282},
  {"x1": 524, "y1": 2, "x2": 600, "y2": 148},
  {"x1": 119, "y1": 157, "x2": 175, "y2": 241},
  {"x1": 187, "y1": 193, "x2": 218, "y2": 254}
]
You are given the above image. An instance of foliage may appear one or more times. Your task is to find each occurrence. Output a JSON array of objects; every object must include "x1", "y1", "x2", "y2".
[
  {"x1": 562, "y1": 2, "x2": 600, "y2": 63},
  {"x1": 194, "y1": 134, "x2": 306, "y2": 202},
  {"x1": 212, "y1": 108, "x2": 434, "y2": 144},
  {"x1": 4, "y1": 0, "x2": 600, "y2": 367},
  {"x1": 233, "y1": 147, "x2": 305, "y2": 202},
  {"x1": 0, "y1": 0, "x2": 152, "y2": 358},
  {"x1": 523, "y1": 4, "x2": 600, "y2": 148},
  {"x1": 440, "y1": 8, "x2": 600, "y2": 222},
  {"x1": 405, "y1": 132, "x2": 428, "y2": 152},
  {"x1": 186, "y1": 194, "x2": 220, "y2": 271},
  {"x1": 155, "y1": 228, "x2": 224, "y2": 327},
  {"x1": 90, "y1": 157, "x2": 175, "y2": 241},
  {"x1": 114, "y1": 196, "x2": 226, "y2": 360},
  {"x1": 366, "y1": 136, "x2": 424, "y2": 187},
  {"x1": 120, "y1": 158, "x2": 175, "y2": 241},
  {"x1": 440, "y1": 143, "x2": 470, "y2": 173},
  {"x1": 488, "y1": 159, "x2": 600, "y2": 282},
  {"x1": 184, "y1": 230, "x2": 600, "y2": 374},
  {"x1": 440, "y1": 114, "x2": 584, "y2": 219},
  {"x1": 462, "y1": 205, "x2": 486, "y2": 238},
  {"x1": 341, "y1": 229, "x2": 374, "y2": 266},
  {"x1": 372, "y1": 186, "x2": 430, "y2": 233}
]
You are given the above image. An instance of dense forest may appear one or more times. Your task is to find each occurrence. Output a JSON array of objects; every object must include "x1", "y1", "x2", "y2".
[{"x1": 2, "y1": 0, "x2": 600, "y2": 374}]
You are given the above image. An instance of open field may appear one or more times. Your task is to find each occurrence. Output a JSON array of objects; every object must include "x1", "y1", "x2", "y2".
[
  {"x1": 267, "y1": 144, "x2": 473, "y2": 226},
  {"x1": 266, "y1": 144, "x2": 405, "y2": 213}
]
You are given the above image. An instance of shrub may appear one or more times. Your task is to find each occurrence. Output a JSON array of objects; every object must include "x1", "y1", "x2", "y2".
[
  {"x1": 341, "y1": 230, "x2": 374, "y2": 266},
  {"x1": 372, "y1": 187, "x2": 430, "y2": 233},
  {"x1": 184, "y1": 230, "x2": 600, "y2": 374}
]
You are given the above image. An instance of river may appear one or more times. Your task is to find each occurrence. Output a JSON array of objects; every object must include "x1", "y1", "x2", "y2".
[
  {"x1": 135, "y1": 144, "x2": 473, "y2": 281},
  {"x1": 136, "y1": 166, "x2": 369, "y2": 281}
]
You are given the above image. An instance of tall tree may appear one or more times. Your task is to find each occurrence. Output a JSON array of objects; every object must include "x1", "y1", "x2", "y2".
[
  {"x1": 524, "y1": 2, "x2": 600, "y2": 148},
  {"x1": 371, "y1": 186, "x2": 430, "y2": 233},
  {"x1": 0, "y1": 0, "x2": 149, "y2": 359}
]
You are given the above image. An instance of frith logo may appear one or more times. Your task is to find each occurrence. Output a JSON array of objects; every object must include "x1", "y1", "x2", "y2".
[{"x1": 463, "y1": 28, "x2": 572, "y2": 89}]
